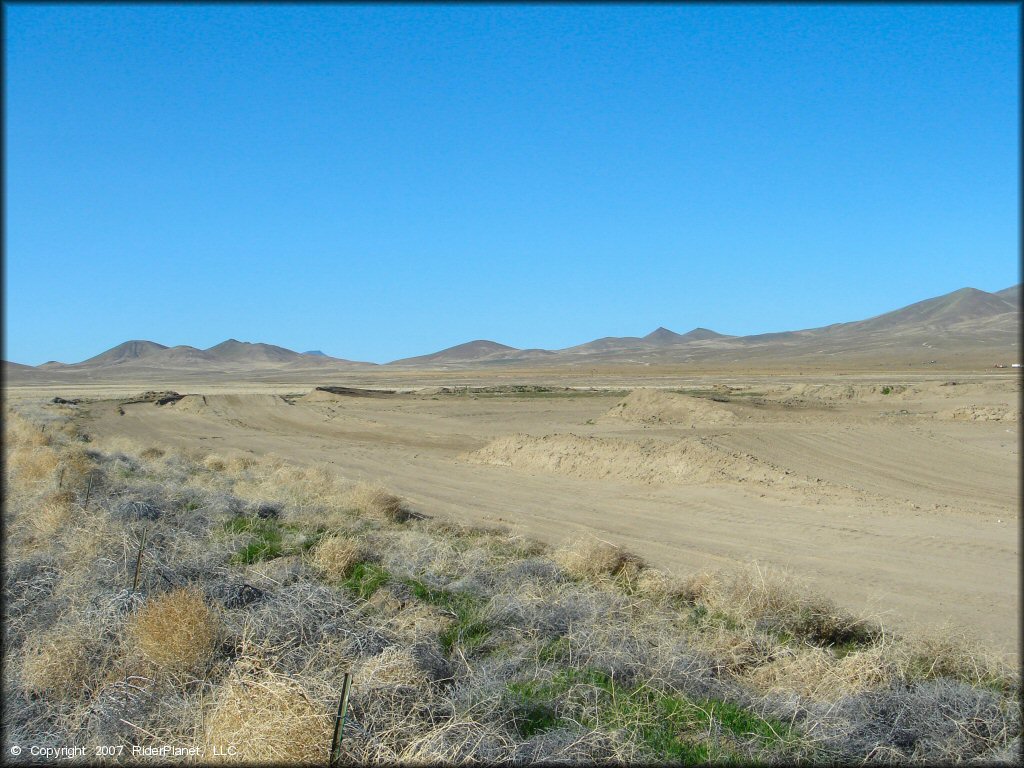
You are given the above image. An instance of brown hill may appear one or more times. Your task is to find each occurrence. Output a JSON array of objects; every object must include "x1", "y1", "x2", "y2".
[
  {"x1": 994, "y1": 284, "x2": 1020, "y2": 306},
  {"x1": 389, "y1": 340, "x2": 519, "y2": 366},
  {"x1": 840, "y1": 287, "x2": 1015, "y2": 333},
  {"x1": 203, "y1": 339, "x2": 304, "y2": 364},
  {"x1": 73, "y1": 340, "x2": 169, "y2": 368}
]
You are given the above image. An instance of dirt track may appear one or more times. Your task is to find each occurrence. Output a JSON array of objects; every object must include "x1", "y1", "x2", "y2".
[{"x1": 11, "y1": 373, "x2": 1018, "y2": 654}]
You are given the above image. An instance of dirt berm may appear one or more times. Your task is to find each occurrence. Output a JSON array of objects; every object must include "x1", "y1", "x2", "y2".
[
  {"x1": 599, "y1": 388, "x2": 738, "y2": 426},
  {"x1": 465, "y1": 432, "x2": 816, "y2": 489}
]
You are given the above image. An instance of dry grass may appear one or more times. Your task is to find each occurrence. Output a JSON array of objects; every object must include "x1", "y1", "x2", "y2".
[
  {"x1": 129, "y1": 587, "x2": 220, "y2": 674},
  {"x1": 20, "y1": 624, "x2": 105, "y2": 698},
  {"x1": 554, "y1": 537, "x2": 646, "y2": 580},
  {"x1": 3, "y1": 408, "x2": 52, "y2": 448},
  {"x1": 27, "y1": 490, "x2": 77, "y2": 540},
  {"x1": 308, "y1": 534, "x2": 363, "y2": 580},
  {"x1": 203, "y1": 671, "x2": 332, "y2": 764},
  {"x1": 204, "y1": 454, "x2": 228, "y2": 472},
  {"x1": 745, "y1": 639, "x2": 900, "y2": 699},
  {"x1": 57, "y1": 444, "x2": 95, "y2": 485},
  {"x1": 347, "y1": 481, "x2": 408, "y2": 522},
  {"x1": 680, "y1": 562, "x2": 876, "y2": 643},
  {"x1": 896, "y1": 628, "x2": 1016, "y2": 689},
  {"x1": 5, "y1": 443, "x2": 60, "y2": 482},
  {"x1": 353, "y1": 646, "x2": 425, "y2": 689}
]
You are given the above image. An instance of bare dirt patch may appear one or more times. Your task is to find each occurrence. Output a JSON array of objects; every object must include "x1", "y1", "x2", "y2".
[{"x1": 599, "y1": 388, "x2": 739, "y2": 426}]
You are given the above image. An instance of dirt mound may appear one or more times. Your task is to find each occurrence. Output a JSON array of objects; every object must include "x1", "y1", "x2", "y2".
[
  {"x1": 465, "y1": 433, "x2": 807, "y2": 489},
  {"x1": 940, "y1": 406, "x2": 1020, "y2": 422},
  {"x1": 299, "y1": 386, "x2": 395, "y2": 403},
  {"x1": 121, "y1": 391, "x2": 185, "y2": 406},
  {"x1": 768, "y1": 383, "x2": 916, "y2": 403},
  {"x1": 172, "y1": 394, "x2": 292, "y2": 417},
  {"x1": 600, "y1": 389, "x2": 738, "y2": 426}
]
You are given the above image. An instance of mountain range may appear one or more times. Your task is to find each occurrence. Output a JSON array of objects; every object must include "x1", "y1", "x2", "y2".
[{"x1": 5, "y1": 284, "x2": 1020, "y2": 378}]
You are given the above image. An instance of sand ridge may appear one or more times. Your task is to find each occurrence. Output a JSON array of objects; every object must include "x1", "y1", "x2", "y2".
[
  {"x1": 463, "y1": 432, "x2": 818, "y2": 490},
  {"x1": 598, "y1": 388, "x2": 739, "y2": 426}
]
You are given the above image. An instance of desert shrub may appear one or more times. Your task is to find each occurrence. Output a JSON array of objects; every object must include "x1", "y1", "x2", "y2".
[
  {"x1": 129, "y1": 587, "x2": 219, "y2": 674},
  {"x1": 681, "y1": 564, "x2": 877, "y2": 648},
  {"x1": 348, "y1": 482, "x2": 409, "y2": 522},
  {"x1": 20, "y1": 623, "x2": 107, "y2": 698},
  {"x1": 204, "y1": 454, "x2": 228, "y2": 472},
  {"x1": 3, "y1": 409, "x2": 52, "y2": 449},
  {"x1": 897, "y1": 630, "x2": 1017, "y2": 690},
  {"x1": 203, "y1": 671, "x2": 332, "y2": 764},
  {"x1": 554, "y1": 538, "x2": 645, "y2": 581},
  {"x1": 309, "y1": 535, "x2": 363, "y2": 580},
  {"x1": 811, "y1": 677, "x2": 1021, "y2": 762},
  {"x1": 5, "y1": 444, "x2": 60, "y2": 483}
]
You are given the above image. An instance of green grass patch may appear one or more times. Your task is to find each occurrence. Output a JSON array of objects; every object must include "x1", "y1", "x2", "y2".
[
  {"x1": 504, "y1": 667, "x2": 799, "y2": 763},
  {"x1": 233, "y1": 533, "x2": 283, "y2": 565},
  {"x1": 405, "y1": 578, "x2": 491, "y2": 655},
  {"x1": 506, "y1": 680, "x2": 564, "y2": 737},
  {"x1": 538, "y1": 636, "x2": 572, "y2": 663},
  {"x1": 687, "y1": 605, "x2": 742, "y2": 632},
  {"x1": 223, "y1": 516, "x2": 321, "y2": 565},
  {"x1": 343, "y1": 562, "x2": 392, "y2": 599}
]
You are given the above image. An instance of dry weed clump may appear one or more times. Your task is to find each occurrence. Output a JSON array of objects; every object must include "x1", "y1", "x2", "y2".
[
  {"x1": 353, "y1": 646, "x2": 426, "y2": 690},
  {"x1": 203, "y1": 671, "x2": 332, "y2": 764},
  {"x1": 26, "y1": 491, "x2": 77, "y2": 541},
  {"x1": 745, "y1": 641, "x2": 900, "y2": 700},
  {"x1": 308, "y1": 535, "x2": 364, "y2": 580},
  {"x1": 554, "y1": 538, "x2": 645, "y2": 581},
  {"x1": 140, "y1": 446, "x2": 166, "y2": 460},
  {"x1": 348, "y1": 482, "x2": 408, "y2": 522},
  {"x1": 20, "y1": 624, "x2": 106, "y2": 698},
  {"x1": 225, "y1": 454, "x2": 258, "y2": 472},
  {"x1": 3, "y1": 409, "x2": 52, "y2": 448},
  {"x1": 5, "y1": 444, "x2": 61, "y2": 483},
  {"x1": 681, "y1": 563, "x2": 876, "y2": 646},
  {"x1": 896, "y1": 629, "x2": 1017, "y2": 689},
  {"x1": 229, "y1": 460, "x2": 353, "y2": 522},
  {"x1": 129, "y1": 587, "x2": 220, "y2": 674},
  {"x1": 203, "y1": 454, "x2": 228, "y2": 472}
]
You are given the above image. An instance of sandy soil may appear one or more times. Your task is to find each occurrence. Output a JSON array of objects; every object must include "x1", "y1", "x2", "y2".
[{"x1": 6, "y1": 371, "x2": 1019, "y2": 655}]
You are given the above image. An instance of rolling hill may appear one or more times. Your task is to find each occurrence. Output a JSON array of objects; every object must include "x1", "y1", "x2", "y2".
[{"x1": 4, "y1": 284, "x2": 1019, "y2": 377}]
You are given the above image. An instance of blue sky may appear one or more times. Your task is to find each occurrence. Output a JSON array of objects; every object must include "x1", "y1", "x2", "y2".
[{"x1": 5, "y1": 4, "x2": 1019, "y2": 365}]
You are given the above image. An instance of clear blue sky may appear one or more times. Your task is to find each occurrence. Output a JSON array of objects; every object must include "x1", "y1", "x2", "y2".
[{"x1": 5, "y1": 4, "x2": 1019, "y2": 365}]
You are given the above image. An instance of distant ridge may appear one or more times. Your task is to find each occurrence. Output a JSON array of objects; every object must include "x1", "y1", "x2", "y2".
[
  {"x1": 643, "y1": 327, "x2": 686, "y2": 344},
  {"x1": 204, "y1": 339, "x2": 303, "y2": 364},
  {"x1": 5, "y1": 284, "x2": 1019, "y2": 374},
  {"x1": 642, "y1": 326, "x2": 728, "y2": 344},
  {"x1": 389, "y1": 340, "x2": 519, "y2": 366},
  {"x1": 994, "y1": 284, "x2": 1020, "y2": 305},
  {"x1": 844, "y1": 287, "x2": 1017, "y2": 332}
]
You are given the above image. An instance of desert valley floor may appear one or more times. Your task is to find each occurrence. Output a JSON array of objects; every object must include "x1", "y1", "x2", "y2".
[{"x1": 5, "y1": 370, "x2": 1019, "y2": 656}]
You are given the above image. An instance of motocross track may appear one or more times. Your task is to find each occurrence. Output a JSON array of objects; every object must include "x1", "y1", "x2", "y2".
[{"x1": 16, "y1": 373, "x2": 1019, "y2": 654}]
